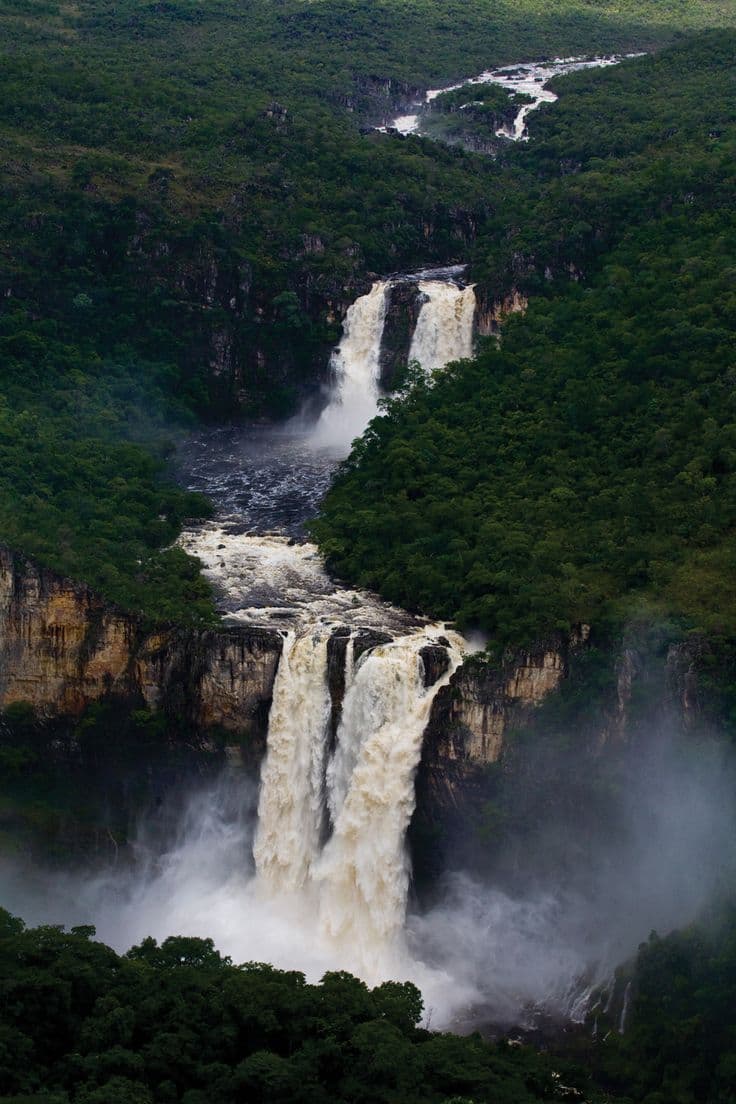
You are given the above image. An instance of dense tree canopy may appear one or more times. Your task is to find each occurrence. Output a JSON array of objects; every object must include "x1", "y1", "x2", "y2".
[
  {"x1": 0, "y1": 0, "x2": 734, "y2": 620},
  {"x1": 314, "y1": 33, "x2": 736, "y2": 645},
  {"x1": 0, "y1": 910, "x2": 603, "y2": 1104}
]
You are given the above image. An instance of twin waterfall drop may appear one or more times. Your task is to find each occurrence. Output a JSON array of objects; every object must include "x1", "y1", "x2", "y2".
[
  {"x1": 312, "y1": 271, "x2": 476, "y2": 451},
  {"x1": 253, "y1": 627, "x2": 465, "y2": 980}
]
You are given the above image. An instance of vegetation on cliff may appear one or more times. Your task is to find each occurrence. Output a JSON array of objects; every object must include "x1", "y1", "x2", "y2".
[
  {"x1": 314, "y1": 33, "x2": 736, "y2": 645},
  {"x1": 0, "y1": 313, "x2": 216, "y2": 624},
  {"x1": 579, "y1": 902, "x2": 736, "y2": 1104},
  {"x1": 418, "y1": 83, "x2": 529, "y2": 152}
]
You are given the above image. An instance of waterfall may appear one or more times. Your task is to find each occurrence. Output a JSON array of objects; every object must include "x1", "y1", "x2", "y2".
[
  {"x1": 310, "y1": 280, "x2": 390, "y2": 451},
  {"x1": 619, "y1": 980, "x2": 633, "y2": 1034},
  {"x1": 382, "y1": 56, "x2": 641, "y2": 145},
  {"x1": 253, "y1": 624, "x2": 465, "y2": 980},
  {"x1": 310, "y1": 271, "x2": 477, "y2": 452},
  {"x1": 317, "y1": 636, "x2": 461, "y2": 975},
  {"x1": 408, "y1": 280, "x2": 476, "y2": 372},
  {"x1": 252, "y1": 629, "x2": 332, "y2": 893}
]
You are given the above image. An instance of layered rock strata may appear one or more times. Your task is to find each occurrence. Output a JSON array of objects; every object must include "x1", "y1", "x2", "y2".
[{"x1": 0, "y1": 546, "x2": 283, "y2": 744}]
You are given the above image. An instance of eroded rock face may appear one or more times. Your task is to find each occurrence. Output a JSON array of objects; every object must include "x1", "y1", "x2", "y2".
[
  {"x1": 0, "y1": 546, "x2": 283, "y2": 744},
  {"x1": 475, "y1": 288, "x2": 529, "y2": 336},
  {"x1": 0, "y1": 543, "x2": 575, "y2": 758},
  {"x1": 416, "y1": 636, "x2": 571, "y2": 825},
  {"x1": 379, "y1": 282, "x2": 426, "y2": 388}
]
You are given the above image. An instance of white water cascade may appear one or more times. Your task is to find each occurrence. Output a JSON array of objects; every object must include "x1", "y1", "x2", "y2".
[
  {"x1": 252, "y1": 630, "x2": 332, "y2": 893},
  {"x1": 310, "y1": 270, "x2": 477, "y2": 450},
  {"x1": 384, "y1": 54, "x2": 641, "y2": 143},
  {"x1": 310, "y1": 279, "x2": 390, "y2": 451},
  {"x1": 253, "y1": 624, "x2": 467, "y2": 982},
  {"x1": 408, "y1": 280, "x2": 476, "y2": 372},
  {"x1": 316, "y1": 635, "x2": 463, "y2": 974}
]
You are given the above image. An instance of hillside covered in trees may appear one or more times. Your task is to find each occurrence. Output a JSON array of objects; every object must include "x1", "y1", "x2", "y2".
[
  {"x1": 2, "y1": 0, "x2": 736, "y2": 620},
  {"x1": 0, "y1": 908, "x2": 604, "y2": 1104},
  {"x1": 3, "y1": 902, "x2": 736, "y2": 1104},
  {"x1": 3, "y1": 4, "x2": 736, "y2": 1103},
  {"x1": 314, "y1": 32, "x2": 736, "y2": 647}
]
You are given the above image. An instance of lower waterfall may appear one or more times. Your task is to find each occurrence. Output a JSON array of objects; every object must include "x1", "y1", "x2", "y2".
[
  {"x1": 409, "y1": 279, "x2": 476, "y2": 372},
  {"x1": 316, "y1": 636, "x2": 462, "y2": 974},
  {"x1": 253, "y1": 625, "x2": 466, "y2": 981},
  {"x1": 252, "y1": 630, "x2": 331, "y2": 893}
]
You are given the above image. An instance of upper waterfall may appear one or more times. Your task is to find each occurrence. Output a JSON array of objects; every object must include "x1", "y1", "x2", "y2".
[
  {"x1": 383, "y1": 54, "x2": 642, "y2": 143},
  {"x1": 408, "y1": 280, "x2": 476, "y2": 372},
  {"x1": 310, "y1": 279, "x2": 390, "y2": 451},
  {"x1": 309, "y1": 268, "x2": 476, "y2": 452}
]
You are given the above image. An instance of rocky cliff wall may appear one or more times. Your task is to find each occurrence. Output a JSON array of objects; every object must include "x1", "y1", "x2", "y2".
[
  {"x1": 0, "y1": 546, "x2": 283, "y2": 746},
  {"x1": 4, "y1": 542, "x2": 720, "y2": 874},
  {"x1": 417, "y1": 633, "x2": 576, "y2": 823},
  {"x1": 475, "y1": 287, "x2": 529, "y2": 336},
  {"x1": 0, "y1": 544, "x2": 588, "y2": 756}
]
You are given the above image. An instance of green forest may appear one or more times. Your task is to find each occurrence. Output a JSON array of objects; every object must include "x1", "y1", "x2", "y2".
[
  {"x1": 0, "y1": 909, "x2": 583, "y2": 1103},
  {"x1": 1, "y1": 0, "x2": 736, "y2": 621},
  {"x1": 2, "y1": 902, "x2": 736, "y2": 1103},
  {"x1": 4, "y1": 4, "x2": 736, "y2": 1102},
  {"x1": 314, "y1": 32, "x2": 736, "y2": 646}
]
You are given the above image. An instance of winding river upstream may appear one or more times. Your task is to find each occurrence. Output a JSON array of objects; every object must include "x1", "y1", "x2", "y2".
[{"x1": 382, "y1": 53, "x2": 641, "y2": 141}]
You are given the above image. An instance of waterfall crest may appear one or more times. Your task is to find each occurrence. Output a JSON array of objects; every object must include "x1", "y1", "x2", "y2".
[
  {"x1": 408, "y1": 281, "x2": 476, "y2": 372},
  {"x1": 253, "y1": 624, "x2": 466, "y2": 980},
  {"x1": 310, "y1": 280, "x2": 390, "y2": 451}
]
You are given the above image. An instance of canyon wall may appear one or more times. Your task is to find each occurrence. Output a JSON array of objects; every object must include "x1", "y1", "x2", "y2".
[
  {"x1": 0, "y1": 544, "x2": 579, "y2": 764},
  {"x1": 474, "y1": 287, "x2": 529, "y2": 336},
  {"x1": 0, "y1": 546, "x2": 283, "y2": 747},
  {"x1": 3, "y1": 542, "x2": 708, "y2": 795},
  {"x1": 1, "y1": 542, "x2": 718, "y2": 873}
]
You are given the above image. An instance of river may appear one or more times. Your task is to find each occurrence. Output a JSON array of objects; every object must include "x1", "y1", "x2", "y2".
[{"x1": 383, "y1": 53, "x2": 643, "y2": 142}]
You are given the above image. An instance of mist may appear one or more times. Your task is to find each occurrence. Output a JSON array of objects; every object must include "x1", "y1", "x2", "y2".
[{"x1": 1, "y1": 723, "x2": 734, "y2": 1033}]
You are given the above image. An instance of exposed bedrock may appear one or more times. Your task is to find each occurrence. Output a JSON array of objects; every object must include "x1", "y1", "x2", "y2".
[
  {"x1": 474, "y1": 286, "x2": 529, "y2": 336},
  {"x1": 378, "y1": 281, "x2": 426, "y2": 388},
  {"x1": 0, "y1": 546, "x2": 283, "y2": 749},
  {"x1": 0, "y1": 545, "x2": 580, "y2": 766},
  {"x1": 2, "y1": 544, "x2": 712, "y2": 845}
]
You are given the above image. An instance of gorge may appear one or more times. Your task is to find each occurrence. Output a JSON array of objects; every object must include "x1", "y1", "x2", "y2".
[
  {"x1": 3, "y1": 6, "x2": 736, "y2": 1097},
  {"x1": 2, "y1": 253, "x2": 733, "y2": 1036}
]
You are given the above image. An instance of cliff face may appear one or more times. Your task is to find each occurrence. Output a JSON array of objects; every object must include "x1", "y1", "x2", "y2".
[
  {"x1": 417, "y1": 635, "x2": 574, "y2": 822},
  {"x1": 379, "y1": 282, "x2": 426, "y2": 388},
  {"x1": 409, "y1": 619, "x2": 721, "y2": 894},
  {"x1": 4, "y1": 543, "x2": 721, "y2": 877},
  {"x1": 0, "y1": 544, "x2": 588, "y2": 758},
  {"x1": 0, "y1": 546, "x2": 282, "y2": 746},
  {"x1": 475, "y1": 288, "x2": 529, "y2": 336}
]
